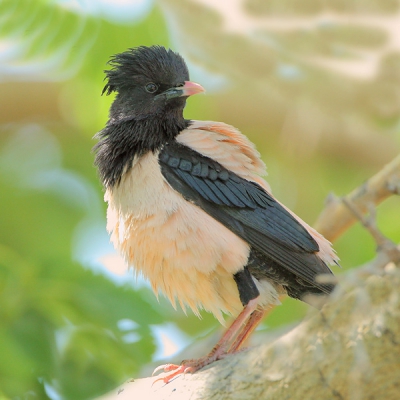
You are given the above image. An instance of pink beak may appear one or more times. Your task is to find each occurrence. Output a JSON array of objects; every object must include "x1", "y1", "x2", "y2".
[{"x1": 181, "y1": 81, "x2": 205, "y2": 97}]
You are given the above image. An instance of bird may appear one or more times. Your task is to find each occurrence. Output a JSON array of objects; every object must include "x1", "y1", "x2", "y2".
[{"x1": 94, "y1": 45, "x2": 338, "y2": 384}]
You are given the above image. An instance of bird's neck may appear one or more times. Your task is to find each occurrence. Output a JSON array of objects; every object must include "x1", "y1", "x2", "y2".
[{"x1": 94, "y1": 113, "x2": 190, "y2": 189}]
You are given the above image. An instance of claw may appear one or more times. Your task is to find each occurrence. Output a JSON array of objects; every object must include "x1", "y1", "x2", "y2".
[
  {"x1": 152, "y1": 365, "x2": 187, "y2": 385},
  {"x1": 152, "y1": 376, "x2": 164, "y2": 386},
  {"x1": 152, "y1": 363, "x2": 181, "y2": 376},
  {"x1": 152, "y1": 364, "x2": 166, "y2": 376},
  {"x1": 151, "y1": 352, "x2": 222, "y2": 385},
  {"x1": 152, "y1": 375, "x2": 170, "y2": 386}
]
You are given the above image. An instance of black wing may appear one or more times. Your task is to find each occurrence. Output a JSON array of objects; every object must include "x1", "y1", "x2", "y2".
[{"x1": 159, "y1": 141, "x2": 333, "y2": 293}]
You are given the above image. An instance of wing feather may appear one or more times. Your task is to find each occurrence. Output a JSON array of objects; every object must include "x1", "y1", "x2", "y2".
[{"x1": 159, "y1": 141, "x2": 333, "y2": 293}]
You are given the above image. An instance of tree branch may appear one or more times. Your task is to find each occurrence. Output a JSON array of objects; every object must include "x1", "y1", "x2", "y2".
[
  {"x1": 99, "y1": 268, "x2": 400, "y2": 400},
  {"x1": 339, "y1": 198, "x2": 400, "y2": 272},
  {"x1": 314, "y1": 154, "x2": 400, "y2": 243}
]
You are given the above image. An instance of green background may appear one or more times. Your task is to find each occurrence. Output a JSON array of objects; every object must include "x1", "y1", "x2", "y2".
[{"x1": 0, "y1": 0, "x2": 399, "y2": 398}]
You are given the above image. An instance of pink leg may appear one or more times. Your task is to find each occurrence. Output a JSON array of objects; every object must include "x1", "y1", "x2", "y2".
[
  {"x1": 228, "y1": 295, "x2": 285, "y2": 354},
  {"x1": 228, "y1": 309, "x2": 265, "y2": 353},
  {"x1": 208, "y1": 297, "x2": 260, "y2": 356},
  {"x1": 153, "y1": 297, "x2": 260, "y2": 384}
]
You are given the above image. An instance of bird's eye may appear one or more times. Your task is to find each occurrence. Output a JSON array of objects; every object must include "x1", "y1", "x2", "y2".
[{"x1": 145, "y1": 82, "x2": 158, "y2": 93}]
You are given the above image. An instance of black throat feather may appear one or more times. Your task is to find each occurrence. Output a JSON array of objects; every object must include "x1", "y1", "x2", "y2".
[{"x1": 94, "y1": 115, "x2": 189, "y2": 189}]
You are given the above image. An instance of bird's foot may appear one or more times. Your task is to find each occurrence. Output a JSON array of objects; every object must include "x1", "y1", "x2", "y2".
[{"x1": 152, "y1": 351, "x2": 226, "y2": 384}]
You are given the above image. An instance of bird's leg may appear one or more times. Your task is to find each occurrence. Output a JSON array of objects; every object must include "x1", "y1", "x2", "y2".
[
  {"x1": 153, "y1": 297, "x2": 259, "y2": 384},
  {"x1": 208, "y1": 297, "x2": 260, "y2": 356},
  {"x1": 228, "y1": 308, "x2": 265, "y2": 353},
  {"x1": 228, "y1": 295, "x2": 286, "y2": 354}
]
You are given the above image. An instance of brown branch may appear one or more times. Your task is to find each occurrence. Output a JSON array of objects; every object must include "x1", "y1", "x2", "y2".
[
  {"x1": 340, "y1": 198, "x2": 400, "y2": 271},
  {"x1": 314, "y1": 154, "x2": 400, "y2": 243}
]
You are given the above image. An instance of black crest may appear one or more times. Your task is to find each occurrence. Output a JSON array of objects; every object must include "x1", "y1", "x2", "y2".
[{"x1": 102, "y1": 46, "x2": 189, "y2": 95}]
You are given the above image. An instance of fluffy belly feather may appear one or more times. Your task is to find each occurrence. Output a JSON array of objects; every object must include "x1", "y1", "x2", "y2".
[{"x1": 105, "y1": 152, "x2": 251, "y2": 321}]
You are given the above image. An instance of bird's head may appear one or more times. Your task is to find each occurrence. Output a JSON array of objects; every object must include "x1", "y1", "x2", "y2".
[{"x1": 103, "y1": 45, "x2": 204, "y2": 122}]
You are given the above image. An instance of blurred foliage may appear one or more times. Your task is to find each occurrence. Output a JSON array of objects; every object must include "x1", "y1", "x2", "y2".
[
  {"x1": 0, "y1": 244, "x2": 161, "y2": 399},
  {"x1": 0, "y1": 0, "x2": 399, "y2": 399}
]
